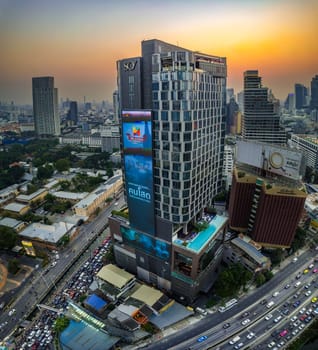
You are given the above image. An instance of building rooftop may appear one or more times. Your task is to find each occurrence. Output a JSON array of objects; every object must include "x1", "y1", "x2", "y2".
[
  {"x1": 96, "y1": 264, "x2": 135, "y2": 289},
  {"x1": 16, "y1": 188, "x2": 47, "y2": 202},
  {"x1": 0, "y1": 217, "x2": 24, "y2": 229},
  {"x1": 53, "y1": 191, "x2": 89, "y2": 201},
  {"x1": 3, "y1": 202, "x2": 29, "y2": 212},
  {"x1": 130, "y1": 284, "x2": 163, "y2": 308},
  {"x1": 232, "y1": 237, "x2": 268, "y2": 265},
  {"x1": 19, "y1": 221, "x2": 74, "y2": 243}
]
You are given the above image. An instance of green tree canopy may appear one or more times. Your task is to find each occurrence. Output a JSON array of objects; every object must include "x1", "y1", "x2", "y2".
[
  {"x1": 55, "y1": 158, "x2": 70, "y2": 172},
  {"x1": 0, "y1": 226, "x2": 17, "y2": 249},
  {"x1": 37, "y1": 164, "x2": 54, "y2": 180}
]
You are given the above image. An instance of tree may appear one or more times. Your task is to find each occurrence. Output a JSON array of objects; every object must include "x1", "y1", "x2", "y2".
[
  {"x1": 8, "y1": 258, "x2": 20, "y2": 274},
  {"x1": 0, "y1": 226, "x2": 17, "y2": 249},
  {"x1": 255, "y1": 273, "x2": 266, "y2": 287},
  {"x1": 54, "y1": 316, "x2": 70, "y2": 333},
  {"x1": 37, "y1": 164, "x2": 54, "y2": 180},
  {"x1": 55, "y1": 158, "x2": 70, "y2": 172}
]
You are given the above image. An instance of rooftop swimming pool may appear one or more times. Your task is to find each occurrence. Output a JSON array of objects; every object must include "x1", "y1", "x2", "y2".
[{"x1": 174, "y1": 215, "x2": 227, "y2": 253}]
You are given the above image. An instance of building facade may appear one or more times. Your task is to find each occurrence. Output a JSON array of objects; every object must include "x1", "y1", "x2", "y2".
[
  {"x1": 110, "y1": 39, "x2": 227, "y2": 302},
  {"x1": 295, "y1": 83, "x2": 308, "y2": 110},
  {"x1": 241, "y1": 70, "x2": 286, "y2": 145},
  {"x1": 310, "y1": 75, "x2": 318, "y2": 111},
  {"x1": 32, "y1": 76, "x2": 60, "y2": 137},
  {"x1": 290, "y1": 134, "x2": 318, "y2": 171},
  {"x1": 228, "y1": 168, "x2": 306, "y2": 248}
]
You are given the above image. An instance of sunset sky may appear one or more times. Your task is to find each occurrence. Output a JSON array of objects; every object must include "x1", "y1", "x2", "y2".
[{"x1": 0, "y1": 0, "x2": 317, "y2": 104}]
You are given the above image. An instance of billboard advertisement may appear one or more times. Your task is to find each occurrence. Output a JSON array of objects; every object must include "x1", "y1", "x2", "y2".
[
  {"x1": 123, "y1": 121, "x2": 152, "y2": 153},
  {"x1": 120, "y1": 226, "x2": 170, "y2": 260},
  {"x1": 236, "y1": 140, "x2": 303, "y2": 180},
  {"x1": 21, "y1": 240, "x2": 36, "y2": 257},
  {"x1": 124, "y1": 154, "x2": 154, "y2": 234},
  {"x1": 122, "y1": 110, "x2": 154, "y2": 235}
]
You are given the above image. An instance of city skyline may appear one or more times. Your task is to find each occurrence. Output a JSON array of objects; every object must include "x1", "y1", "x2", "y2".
[{"x1": 1, "y1": 0, "x2": 317, "y2": 104}]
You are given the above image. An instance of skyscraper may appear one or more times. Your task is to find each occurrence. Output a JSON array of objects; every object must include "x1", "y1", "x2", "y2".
[
  {"x1": 32, "y1": 77, "x2": 60, "y2": 137},
  {"x1": 242, "y1": 70, "x2": 286, "y2": 145},
  {"x1": 295, "y1": 83, "x2": 308, "y2": 110},
  {"x1": 109, "y1": 39, "x2": 227, "y2": 302},
  {"x1": 67, "y1": 101, "x2": 78, "y2": 125},
  {"x1": 310, "y1": 75, "x2": 318, "y2": 111}
]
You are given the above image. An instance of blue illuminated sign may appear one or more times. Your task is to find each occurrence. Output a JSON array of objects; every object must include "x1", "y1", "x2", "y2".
[
  {"x1": 123, "y1": 121, "x2": 152, "y2": 152},
  {"x1": 120, "y1": 226, "x2": 170, "y2": 260}
]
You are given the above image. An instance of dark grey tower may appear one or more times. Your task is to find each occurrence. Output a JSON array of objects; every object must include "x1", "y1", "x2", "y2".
[{"x1": 242, "y1": 70, "x2": 286, "y2": 145}]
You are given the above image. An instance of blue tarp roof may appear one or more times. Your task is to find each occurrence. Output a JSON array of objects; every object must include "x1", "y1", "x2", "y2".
[{"x1": 85, "y1": 294, "x2": 107, "y2": 310}]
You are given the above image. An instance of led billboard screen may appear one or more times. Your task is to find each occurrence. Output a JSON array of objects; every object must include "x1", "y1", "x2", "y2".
[
  {"x1": 122, "y1": 110, "x2": 154, "y2": 235},
  {"x1": 120, "y1": 226, "x2": 170, "y2": 260},
  {"x1": 124, "y1": 154, "x2": 154, "y2": 234},
  {"x1": 236, "y1": 140, "x2": 303, "y2": 180},
  {"x1": 123, "y1": 121, "x2": 152, "y2": 152}
]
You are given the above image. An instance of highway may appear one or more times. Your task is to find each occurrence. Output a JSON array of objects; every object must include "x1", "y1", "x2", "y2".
[
  {"x1": 0, "y1": 195, "x2": 125, "y2": 340},
  {"x1": 141, "y1": 249, "x2": 317, "y2": 350}
]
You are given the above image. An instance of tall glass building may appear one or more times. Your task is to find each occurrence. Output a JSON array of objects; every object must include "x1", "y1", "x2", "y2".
[
  {"x1": 242, "y1": 70, "x2": 286, "y2": 145},
  {"x1": 109, "y1": 39, "x2": 227, "y2": 302},
  {"x1": 32, "y1": 76, "x2": 60, "y2": 137}
]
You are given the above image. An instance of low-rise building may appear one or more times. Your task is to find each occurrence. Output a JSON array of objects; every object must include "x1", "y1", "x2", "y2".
[
  {"x1": 16, "y1": 188, "x2": 48, "y2": 205},
  {"x1": 3, "y1": 202, "x2": 30, "y2": 216},
  {"x1": 52, "y1": 191, "x2": 89, "y2": 203},
  {"x1": 96, "y1": 264, "x2": 136, "y2": 301},
  {"x1": 0, "y1": 217, "x2": 26, "y2": 232},
  {"x1": 18, "y1": 221, "x2": 75, "y2": 250},
  {"x1": 73, "y1": 174, "x2": 122, "y2": 217},
  {"x1": 223, "y1": 235, "x2": 271, "y2": 273}
]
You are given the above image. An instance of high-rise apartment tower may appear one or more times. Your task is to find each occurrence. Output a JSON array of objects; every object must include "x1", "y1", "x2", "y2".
[
  {"x1": 32, "y1": 77, "x2": 60, "y2": 137},
  {"x1": 109, "y1": 39, "x2": 227, "y2": 302}
]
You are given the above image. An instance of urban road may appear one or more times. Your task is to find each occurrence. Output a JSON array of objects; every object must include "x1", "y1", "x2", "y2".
[
  {"x1": 141, "y1": 249, "x2": 316, "y2": 350},
  {"x1": 0, "y1": 196, "x2": 125, "y2": 340}
]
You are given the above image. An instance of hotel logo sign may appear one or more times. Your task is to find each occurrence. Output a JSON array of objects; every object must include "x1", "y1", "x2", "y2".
[{"x1": 123, "y1": 60, "x2": 137, "y2": 71}]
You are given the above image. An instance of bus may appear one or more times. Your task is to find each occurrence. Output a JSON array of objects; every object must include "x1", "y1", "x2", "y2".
[{"x1": 218, "y1": 298, "x2": 238, "y2": 313}]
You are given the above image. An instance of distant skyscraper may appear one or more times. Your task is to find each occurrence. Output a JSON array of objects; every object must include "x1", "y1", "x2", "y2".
[
  {"x1": 295, "y1": 83, "x2": 308, "y2": 110},
  {"x1": 242, "y1": 70, "x2": 286, "y2": 145},
  {"x1": 67, "y1": 101, "x2": 78, "y2": 125},
  {"x1": 110, "y1": 39, "x2": 227, "y2": 302},
  {"x1": 32, "y1": 77, "x2": 60, "y2": 137},
  {"x1": 112, "y1": 90, "x2": 119, "y2": 123},
  {"x1": 226, "y1": 88, "x2": 235, "y2": 103},
  {"x1": 226, "y1": 97, "x2": 239, "y2": 134},
  {"x1": 310, "y1": 75, "x2": 318, "y2": 111},
  {"x1": 284, "y1": 93, "x2": 295, "y2": 113}
]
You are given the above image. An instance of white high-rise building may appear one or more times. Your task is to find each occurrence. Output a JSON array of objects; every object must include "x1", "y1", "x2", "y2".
[{"x1": 32, "y1": 77, "x2": 60, "y2": 137}]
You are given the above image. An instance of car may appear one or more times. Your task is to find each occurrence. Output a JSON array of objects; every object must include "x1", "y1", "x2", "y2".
[
  {"x1": 299, "y1": 314, "x2": 307, "y2": 321},
  {"x1": 241, "y1": 318, "x2": 251, "y2": 326},
  {"x1": 274, "y1": 315, "x2": 282, "y2": 323},
  {"x1": 313, "y1": 268, "x2": 318, "y2": 273},
  {"x1": 292, "y1": 257, "x2": 298, "y2": 263},
  {"x1": 241, "y1": 311, "x2": 250, "y2": 318},
  {"x1": 299, "y1": 307, "x2": 306, "y2": 314},
  {"x1": 265, "y1": 314, "x2": 273, "y2": 320},
  {"x1": 308, "y1": 263, "x2": 314, "y2": 269},
  {"x1": 260, "y1": 299, "x2": 268, "y2": 305},
  {"x1": 247, "y1": 332, "x2": 255, "y2": 339},
  {"x1": 285, "y1": 284, "x2": 291, "y2": 289},
  {"x1": 8, "y1": 308, "x2": 16, "y2": 316},
  {"x1": 305, "y1": 290, "x2": 312, "y2": 297},
  {"x1": 235, "y1": 342, "x2": 244, "y2": 349},
  {"x1": 223, "y1": 322, "x2": 230, "y2": 329},
  {"x1": 304, "y1": 316, "x2": 312, "y2": 323},
  {"x1": 114, "y1": 202, "x2": 118, "y2": 206},
  {"x1": 268, "y1": 341, "x2": 276, "y2": 348},
  {"x1": 311, "y1": 297, "x2": 318, "y2": 303},
  {"x1": 273, "y1": 291, "x2": 280, "y2": 297},
  {"x1": 279, "y1": 329, "x2": 288, "y2": 337},
  {"x1": 304, "y1": 269, "x2": 309, "y2": 274},
  {"x1": 296, "y1": 273, "x2": 302, "y2": 279},
  {"x1": 197, "y1": 335, "x2": 208, "y2": 343},
  {"x1": 306, "y1": 308, "x2": 313, "y2": 315},
  {"x1": 292, "y1": 329, "x2": 299, "y2": 336},
  {"x1": 290, "y1": 316, "x2": 298, "y2": 322}
]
